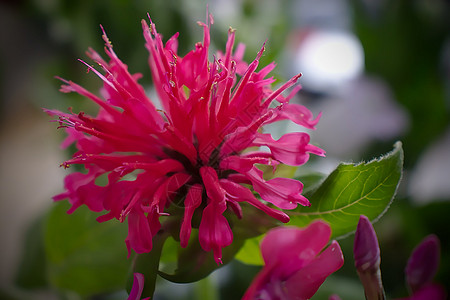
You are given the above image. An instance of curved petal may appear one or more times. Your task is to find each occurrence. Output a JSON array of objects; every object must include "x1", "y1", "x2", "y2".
[
  {"x1": 125, "y1": 209, "x2": 153, "y2": 257},
  {"x1": 247, "y1": 167, "x2": 310, "y2": 209},
  {"x1": 198, "y1": 199, "x2": 233, "y2": 264},
  {"x1": 200, "y1": 166, "x2": 225, "y2": 203},
  {"x1": 243, "y1": 221, "x2": 338, "y2": 300},
  {"x1": 269, "y1": 103, "x2": 321, "y2": 129},
  {"x1": 180, "y1": 184, "x2": 203, "y2": 247},
  {"x1": 260, "y1": 221, "x2": 332, "y2": 278},
  {"x1": 219, "y1": 154, "x2": 278, "y2": 172},
  {"x1": 285, "y1": 240, "x2": 344, "y2": 299},
  {"x1": 54, "y1": 169, "x2": 105, "y2": 214},
  {"x1": 127, "y1": 273, "x2": 145, "y2": 300},
  {"x1": 220, "y1": 179, "x2": 289, "y2": 223},
  {"x1": 198, "y1": 166, "x2": 233, "y2": 264},
  {"x1": 254, "y1": 132, "x2": 325, "y2": 166}
]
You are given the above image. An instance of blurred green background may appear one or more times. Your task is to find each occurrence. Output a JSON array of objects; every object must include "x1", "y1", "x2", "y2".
[{"x1": 0, "y1": 0, "x2": 449, "y2": 299}]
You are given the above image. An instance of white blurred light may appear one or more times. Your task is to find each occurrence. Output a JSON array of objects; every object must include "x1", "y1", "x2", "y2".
[
  {"x1": 408, "y1": 127, "x2": 450, "y2": 204},
  {"x1": 294, "y1": 30, "x2": 364, "y2": 89}
]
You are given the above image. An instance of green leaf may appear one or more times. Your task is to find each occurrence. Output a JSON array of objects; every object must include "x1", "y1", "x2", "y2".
[
  {"x1": 311, "y1": 274, "x2": 364, "y2": 300},
  {"x1": 193, "y1": 276, "x2": 219, "y2": 300},
  {"x1": 15, "y1": 215, "x2": 48, "y2": 289},
  {"x1": 44, "y1": 201, "x2": 131, "y2": 296},
  {"x1": 234, "y1": 235, "x2": 264, "y2": 266},
  {"x1": 295, "y1": 172, "x2": 328, "y2": 195},
  {"x1": 288, "y1": 141, "x2": 404, "y2": 239}
]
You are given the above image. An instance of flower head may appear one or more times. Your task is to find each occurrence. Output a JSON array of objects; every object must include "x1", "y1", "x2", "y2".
[
  {"x1": 242, "y1": 220, "x2": 344, "y2": 300},
  {"x1": 45, "y1": 14, "x2": 323, "y2": 264}
]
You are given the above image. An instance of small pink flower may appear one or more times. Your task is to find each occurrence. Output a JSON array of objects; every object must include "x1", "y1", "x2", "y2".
[
  {"x1": 46, "y1": 15, "x2": 323, "y2": 264},
  {"x1": 242, "y1": 220, "x2": 344, "y2": 300}
]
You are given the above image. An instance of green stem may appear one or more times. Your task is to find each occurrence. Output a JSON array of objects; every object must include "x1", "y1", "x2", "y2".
[
  {"x1": 130, "y1": 231, "x2": 169, "y2": 298},
  {"x1": 357, "y1": 269, "x2": 386, "y2": 300}
]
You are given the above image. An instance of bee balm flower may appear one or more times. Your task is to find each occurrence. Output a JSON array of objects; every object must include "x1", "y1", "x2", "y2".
[{"x1": 45, "y1": 14, "x2": 324, "y2": 264}]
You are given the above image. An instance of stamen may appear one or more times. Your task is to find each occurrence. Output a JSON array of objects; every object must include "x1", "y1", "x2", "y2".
[
  {"x1": 262, "y1": 73, "x2": 302, "y2": 109},
  {"x1": 99, "y1": 24, "x2": 113, "y2": 49},
  {"x1": 78, "y1": 59, "x2": 117, "y2": 92}
]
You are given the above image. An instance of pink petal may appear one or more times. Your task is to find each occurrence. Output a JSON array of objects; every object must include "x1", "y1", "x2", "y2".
[
  {"x1": 54, "y1": 169, "x2": 105, "y2": 213},
  {"x1": 127, "y1": 273, "x2": 145, "y2": 300},
  {"x1": 241, "y1": 266, "x2": 276, "y2": 300},
  {"x1": 180, "y1": 184, "x2": 203, "y2": 248},
  {"x1": 200, "y1": 166, "x2": 225, "y2": 203},
  {"x1": 285, "y1": 240, "x2": 344, "y2": 299},
  {"x1": 270, "y1": 103, "x2": 321, "y2": 129},
  {"x1": 199, "y1": 167, "x2": 233, "y2": 264},
  {"x1": 220, "y1": 179, "x2": 289, "y2": 223},
  {"x1": 219, "y1": 154, "x2": 278, "y2": 173},
  {"x1": 198, "y1": 200, "x2": 233, "y2": 265},
  {"x1": 260, "y1": 221, "x2": 332, "y2": 277},
  {"x1": 61, "y1": 127, "x2": 85, "y2": 149},
  {"x1": 247, "y1": 167, "x2": 310, "y2": 209},
  {"x1": 220, "y1": 126, "x2": 257, "y2": 157},
  {"x1": 243, "y1": 221, "x2": 340, "y2": 300},
  {"x1": 151, "y1": 172, "x2": 191, "y2": 210},
  {"x1": 255, "y1": 132, "x2": 325, "y2": 166},
  {"x1": 125, "y1": 209, "x2": 153, "y2": 257}
]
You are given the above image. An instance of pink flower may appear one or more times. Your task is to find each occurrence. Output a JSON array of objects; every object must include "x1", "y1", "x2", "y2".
[
  {"x1": 45, "y1": 14, "x2": 323, "y2": 264},
  {"x1": 242, "y1": 220, "x2": 344, "y2": 300}
]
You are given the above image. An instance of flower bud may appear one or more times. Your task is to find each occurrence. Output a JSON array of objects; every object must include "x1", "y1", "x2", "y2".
[
  {"x1": 353, "y1": 215, "x2": 385, "y2": 300},
  {"x1": 405, "y1": 234, "x2": 440, "y2": 293}
]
